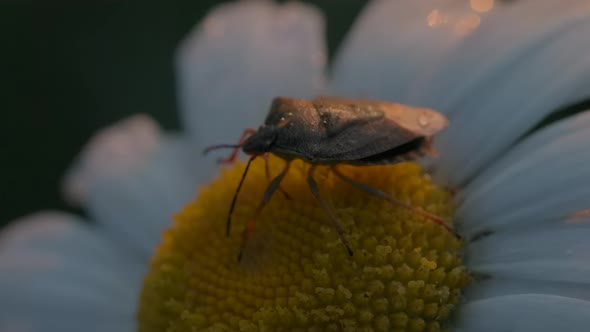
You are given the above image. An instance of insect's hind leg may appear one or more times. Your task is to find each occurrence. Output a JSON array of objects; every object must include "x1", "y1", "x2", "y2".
[
  {"x1": 217, "y1": 128, "x2": 257, "y2": 164},
  {"x1": 307, "y1": 165, "x2": 354, "y2": 257},
  {"x1": 238, "y1": 161, "x2": 291, "y2": 262},
  {"x1": 330, "y1": 166, "x2": 458, "y2": 237}
]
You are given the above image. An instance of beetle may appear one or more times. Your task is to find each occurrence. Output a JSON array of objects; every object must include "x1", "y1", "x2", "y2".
[{"x1": 204, "y1": 96, "x2": 451, "y2": 261}]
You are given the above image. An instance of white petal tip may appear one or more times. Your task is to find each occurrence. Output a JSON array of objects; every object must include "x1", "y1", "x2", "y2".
[
  {"x1": 175, "y1": 0, "x2": 326, "y2": 149},
  {"x1": 177, "y1": 0, "x2": 323, "y2": 62},
  {"x1": 61, "y1": 114, "x2": 161, "y2": 206},
  {"x1": 0, "y1": 211, "x2": 75, "y2": 249}
]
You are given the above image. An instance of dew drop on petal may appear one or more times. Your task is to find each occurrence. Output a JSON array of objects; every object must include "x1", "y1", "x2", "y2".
[
  {"x1": 453, "y1": 13, "x2": 481, "y2": 36},
  {"x1": 470, "y1": 0, "x2": 495, "y2": 13},
  {"x1": 427, "y1": 9, "x2": 445, "y2": 28},
  {"x1": 418, "y1": 111, "x2": 431, "y2": 127}
]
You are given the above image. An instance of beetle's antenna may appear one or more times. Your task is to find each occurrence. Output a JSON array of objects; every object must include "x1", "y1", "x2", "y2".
[
  {"x1": 331, "y1": 166, "x2": 458, "y2": 237},
  {"x1": 227, "y1": 155, "x2": 257, "y2": 236},
  {"x1": 202, "y1": 144, "x2": 242, "y2": 155},
  {"x1": 307, "y1": 165, "x2": 354, "y2": 257},
  {"x1": 238, "y1": 161, "x2": 291, "y2": 262},
  {"x1": 203, "y1": 128, "x2": 258, "y2": 164}
]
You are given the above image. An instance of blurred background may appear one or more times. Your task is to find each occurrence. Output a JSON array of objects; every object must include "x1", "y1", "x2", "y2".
[
  {"x1": 2, "y1": 0, "x2": 588, "y2": 229},
  {"x1": 0, "y1": 0, "x2": 366, "y2": 228}
]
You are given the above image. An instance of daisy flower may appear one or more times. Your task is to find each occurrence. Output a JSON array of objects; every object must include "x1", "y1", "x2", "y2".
[{"x1": 2, "y1": 1, "x2": 590, "y2": 331}]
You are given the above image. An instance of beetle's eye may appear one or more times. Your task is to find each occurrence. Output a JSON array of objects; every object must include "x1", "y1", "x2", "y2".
[{"x1": 276, "y1": 116, "x2": 291, "y2": 128}]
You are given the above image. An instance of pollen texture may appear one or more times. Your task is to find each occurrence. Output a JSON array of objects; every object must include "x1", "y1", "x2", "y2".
[{"x1": 137, "y1": 156, "x2": 469, "y2": 332}]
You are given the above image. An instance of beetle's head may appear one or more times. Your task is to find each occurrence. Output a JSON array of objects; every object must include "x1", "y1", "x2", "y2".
[{"x1": 242, "y1": 125, "x2": 278, "y2": 155}]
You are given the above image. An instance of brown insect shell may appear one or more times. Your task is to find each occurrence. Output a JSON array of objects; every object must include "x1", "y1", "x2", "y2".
[{"x1": 241, "y1": 96, "x2": 449, "y2": 164}]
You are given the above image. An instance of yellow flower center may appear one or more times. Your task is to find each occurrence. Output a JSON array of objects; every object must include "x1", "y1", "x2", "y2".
[{"x1": 137, "y1": 156, "x2": 469, "y2": 332}]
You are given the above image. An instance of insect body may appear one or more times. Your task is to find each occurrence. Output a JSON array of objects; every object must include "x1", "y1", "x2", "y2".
[{"x1": 204, "y1": 96, "x2": 451, "y2": 261}]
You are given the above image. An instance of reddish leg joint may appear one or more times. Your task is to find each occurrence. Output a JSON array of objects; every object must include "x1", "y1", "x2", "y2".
[{"x1": 218, "y1": 128, "x2": 257, "y2": 164}]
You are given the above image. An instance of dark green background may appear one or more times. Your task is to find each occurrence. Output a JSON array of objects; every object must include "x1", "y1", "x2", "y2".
[{"x1": 0, "y1": 0, "x2": 366, "y2": 227}]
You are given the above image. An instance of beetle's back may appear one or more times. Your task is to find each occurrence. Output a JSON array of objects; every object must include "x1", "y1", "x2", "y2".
[{"x1": 264, "y1": 96, "x2": 448, "y2": 164}]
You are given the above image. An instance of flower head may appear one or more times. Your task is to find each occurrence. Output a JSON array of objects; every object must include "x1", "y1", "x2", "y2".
[{"x1": 138, "y1": 158, "x2": 468, "y2": 331}]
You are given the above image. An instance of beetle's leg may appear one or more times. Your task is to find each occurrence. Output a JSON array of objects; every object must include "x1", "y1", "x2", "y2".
[
  {"x1": 226, "y1": 155, "x2": 258, "y2": 237},
  {"x1": 263, "y1": 153, "x2": 271, "y2": 179},
  {"x1": 217, "y1": 128, "x2": 257, "y2": 164},
  {"x1": 262, "y1": 153, "x2": 291, "y2": 200},
  {"x1": 331, "y1": 166, "x2": 458, "y2": 237},
  {"x1": 238, "y1": 161, "x2": 291, "y2": 262},
  {"x1": 307, "y1": 165, "x2": 354, "y2": 257}
]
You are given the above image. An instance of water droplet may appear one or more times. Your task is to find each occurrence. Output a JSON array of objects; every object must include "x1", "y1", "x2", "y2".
[
  {"x1": 427, "y1": 9, "x2": 445, "y2": 28},
  {"x1": 453, "y1": 13, "x2": 481, "y2": 36},
  {"x1": 418, "y1": 113, "x2": 430, "y2": 127},
  {"x1": 470, "y1": 0, "x2": 494, "y2": 13}
]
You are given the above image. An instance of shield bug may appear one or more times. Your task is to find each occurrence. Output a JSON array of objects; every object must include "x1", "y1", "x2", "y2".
[{"x1": 204, "y1": 96, "x2": 451, "y2": 261}]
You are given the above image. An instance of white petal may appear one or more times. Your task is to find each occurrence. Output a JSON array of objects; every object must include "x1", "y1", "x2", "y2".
[
  {"x1": 456, "y1": 294, "x2": 590, "y2": 332},
  {"x1": 456, "y1": 110, "x2": 590, "y2": 235},
  {"x1": 87, "y1": 135, "x2": 200, "y2": 258},
  {"x1": 62, "y1": 114, "x2": 161, "y2": 206},
  {"x1": 465, "y1": 278, "x2": 590, "y2": 302},
  {"x1": 61, "y1": 115, "x2": 200, "y2": 258},
  {"x1": 330, "y1": 0, "x2": 472, "y2": 103},
  {"x1": 177, "y1": 1, "x2": 326, "y2": 179},
  {"x1": 467, "y1": 225, "x2": 590, "y2": 284},
  {"x1": 429, "y1": 0, "x2": 590, "y2": 185},
  {"x1": 458, "y1": 111, "x2": 590, "y2": 203},
  {"x1": 0, "y1": 212, "x2": 141, "y2": 332}
]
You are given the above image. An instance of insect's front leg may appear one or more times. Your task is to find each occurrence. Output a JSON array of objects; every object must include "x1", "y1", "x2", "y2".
[
  {"x1": 238, "y1": 161, "x2": 291, "y2": 262},
  {"x1": 227, "y1": 155, "x2": 258, "y2": 236},
  {"x1": 261, "y1": 153, "x2": 291, "y2": 200}
]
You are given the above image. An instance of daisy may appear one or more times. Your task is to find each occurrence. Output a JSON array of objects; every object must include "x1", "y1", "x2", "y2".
[{"x1": 2, "y1": 0, "x2": 590, "y2": 331}]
